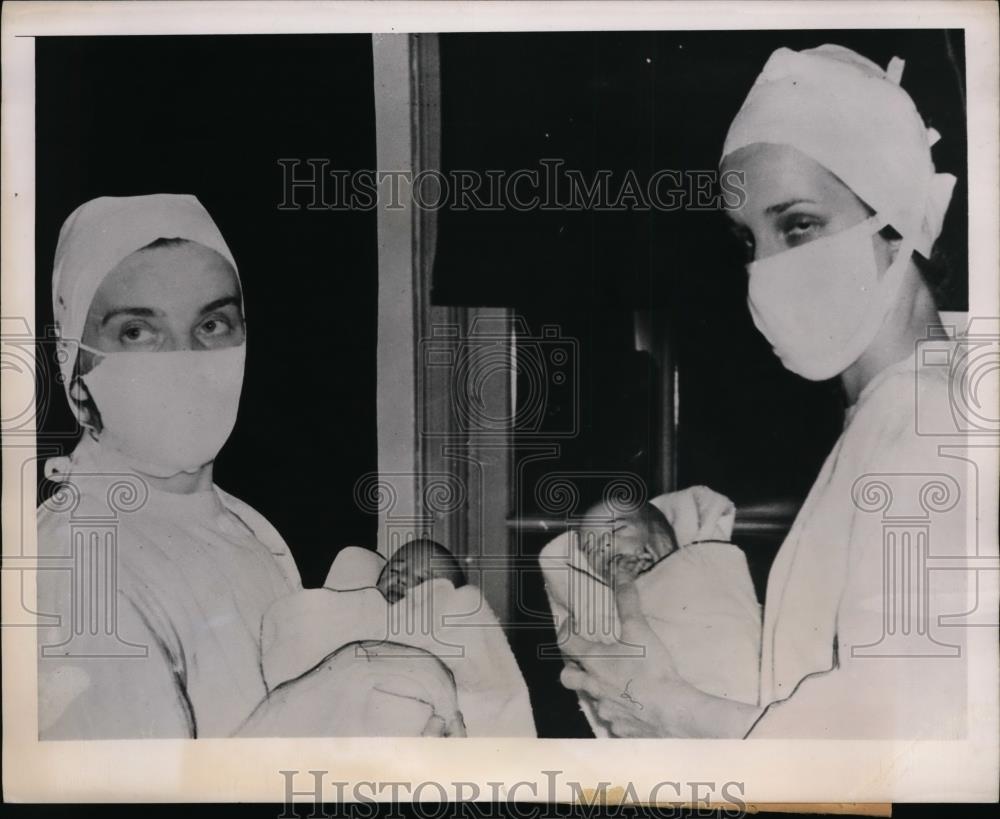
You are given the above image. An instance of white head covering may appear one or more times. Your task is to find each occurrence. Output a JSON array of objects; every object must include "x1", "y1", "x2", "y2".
[
  {"x1": 721, "y1": 44, "x2": 956, "y2": 258},
  {"x1": 52, "y1": 194, "x2": 238, "y2": 388}
]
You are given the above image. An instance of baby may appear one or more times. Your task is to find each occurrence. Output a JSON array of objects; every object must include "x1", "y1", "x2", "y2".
[
  {"x1": 260, "y1": 538, "x2": 537, "y2": 736},
  {"x1": 575, "y1": 499, "x2": 679, "y2": 583},
  {"x1": 375, "y1": 538, "x2": 467, "y2": 603},
  {"x1": 540, "y1": 488, "x2": 762, "y2": 733}
]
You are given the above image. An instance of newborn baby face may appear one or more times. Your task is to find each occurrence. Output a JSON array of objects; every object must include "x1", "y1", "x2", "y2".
[
  {"x1": 375, "y1": 539, "x2": 466, "y2": 603},
  {"x1": 576, "y1": 501, "x2": 679, "y2": 582}
]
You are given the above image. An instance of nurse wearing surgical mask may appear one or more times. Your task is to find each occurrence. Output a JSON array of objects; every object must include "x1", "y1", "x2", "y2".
[
  {"x1": 37, "y1": 195, "x2": 462, "y2": 738},
  {"x1": 560, "y1": 45, "x2": 970, "y2": 738}
]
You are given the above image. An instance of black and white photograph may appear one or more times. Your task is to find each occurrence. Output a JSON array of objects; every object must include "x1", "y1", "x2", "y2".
[{"x1": 1, "y1": 0, "x2": 997, "y2": 806}]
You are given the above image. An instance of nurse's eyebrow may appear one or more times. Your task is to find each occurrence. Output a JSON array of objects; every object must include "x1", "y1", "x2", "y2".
[
  {"x1": 100, "y1": 306, "x2": 160, "y2": 327},
  {"x1": 198, "y1": 296, "x2": 241, "y2": 315},
  {"x1": 765, "y1": 198, "x2": 818, "y2": 215}
]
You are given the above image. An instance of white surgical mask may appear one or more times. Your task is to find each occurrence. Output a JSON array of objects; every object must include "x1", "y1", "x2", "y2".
[
  {"x1": 79, "y1": 344, "x2": 246, "y2": 477},
  {"x1": 746, "y1": 215, "x2": 914, "y2": 381}
]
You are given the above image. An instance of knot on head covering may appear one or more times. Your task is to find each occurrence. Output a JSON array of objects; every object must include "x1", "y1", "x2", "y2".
[
  {"x1": 51, "y1": 194, "x2": 239, "y2": 390},
  {"x1": 721, "y1": 44, "x2": 956, "y2": 258}
]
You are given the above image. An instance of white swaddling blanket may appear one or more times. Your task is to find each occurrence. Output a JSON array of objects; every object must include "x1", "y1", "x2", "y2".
[
  {"x1": 261, "y1": 547, "x2": 536, "y2": 737},
  {"x1": 539, "y1": 486, "x2": 762, "y2": 736},
  {"x1": 244, "y1": 640, "x2": 464, "y2": 737}
]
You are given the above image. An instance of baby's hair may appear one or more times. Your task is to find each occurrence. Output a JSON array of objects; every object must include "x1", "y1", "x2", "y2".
[
  {"x1": 643, "y1": 504, "x2": 679, "y2": 553},
  {"x1": 576, "y1": 500, "x2": 679, "y2": 554},
  {"x1": 401, "y1": 538, "x2": 467, "y2": 589},
  {"x1": 142, "y1": 236, "x2": 193, "y2": 250}
]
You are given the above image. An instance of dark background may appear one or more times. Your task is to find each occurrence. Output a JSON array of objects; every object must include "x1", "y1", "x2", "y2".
[{"x1": 35, "y1": 35, "x2": 379, "y2": 588}]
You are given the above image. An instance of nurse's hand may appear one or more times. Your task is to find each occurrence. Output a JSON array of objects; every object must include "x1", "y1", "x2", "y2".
[
  {"x1": 559, "y1": 560, "x2": 760, "y2": 738},
  {"x1": 559, "y1": 560, "x2": 683, "y2": 736},
  {"x1": 421, "y1": 711, "x2": 467, "y2": 737}
]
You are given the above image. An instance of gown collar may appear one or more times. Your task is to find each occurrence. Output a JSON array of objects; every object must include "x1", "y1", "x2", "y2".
[
  {"x1": 843, "y1": 348, "x2": 921, "y2": 427},
  {"x1": 45, "y1": 434, "x2": 225, "y2": 521}
]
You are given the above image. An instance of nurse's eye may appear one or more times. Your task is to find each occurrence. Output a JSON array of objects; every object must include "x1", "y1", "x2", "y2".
[
  {"x1": 119, "y1": 321, "x2": 158, "y2": 347},
  {"x1": 780, "y1": 213, "x2": 825, "y2": 247},
  {"x1": 196, "y1": 315, "x2": 233, "y2": 338}
]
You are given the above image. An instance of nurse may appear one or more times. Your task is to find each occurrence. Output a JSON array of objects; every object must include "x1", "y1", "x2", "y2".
[
  {"x1": 559, "y1": 45, "x2": 970, "y2": 738},
  {"x1": 37, "y1": 194, "x2": 462, "y2": 738}
]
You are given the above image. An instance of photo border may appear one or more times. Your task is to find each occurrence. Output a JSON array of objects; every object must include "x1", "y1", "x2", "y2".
[{"x1": 2, "y1": 0, "x2": 997, "y2": 804}]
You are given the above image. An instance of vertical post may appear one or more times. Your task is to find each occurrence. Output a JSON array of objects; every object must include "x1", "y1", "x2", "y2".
[
  {"x1": 372, "y1": 34, "x2": 419, "y2": 555},
  {"x1": 410, "y1": 34, "x2": 458, "y2": 552},
  {"x1": 653, "y1": 311, "x2": 677, "y2": 495},
  {"x1": 371, "y1": 34, "x2": 512, "y2": 617},
  {"x1": 458, "y1": 308, "x2": 513, "y2": 622}
]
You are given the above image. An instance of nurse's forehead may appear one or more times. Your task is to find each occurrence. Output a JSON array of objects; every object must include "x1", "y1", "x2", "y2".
[
  {"x1": 88, "y1": 242, "x2": 240, "y2": 315},
  {"x1": 721, "y1": 143, "x2": 851, "y2": 221}
]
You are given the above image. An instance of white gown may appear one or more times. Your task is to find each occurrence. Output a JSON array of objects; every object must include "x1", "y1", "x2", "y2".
[
  {"x1": 750, "y1": 346, "x2": 972, "y2": 737},
  {"x1": 36, "y1": 437, "x2": 302, "y2": 738}
]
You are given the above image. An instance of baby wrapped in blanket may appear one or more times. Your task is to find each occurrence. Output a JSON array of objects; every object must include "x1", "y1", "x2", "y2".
[
  {"x1": 261, "y1": 541, "x2": 536, "y2": 737},
  {"x1": 539, "y1": 486, "x2": 762, "y2": 737}
]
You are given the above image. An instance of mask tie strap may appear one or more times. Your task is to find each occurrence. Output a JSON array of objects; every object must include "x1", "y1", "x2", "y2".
[{"x1": 886, "y1": 56, "x2": 905, "y2": 85}]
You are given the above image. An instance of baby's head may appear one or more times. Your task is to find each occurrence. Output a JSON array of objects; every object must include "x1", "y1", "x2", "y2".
[
  {"x1": 375, "y1": 538, "x2": 466, "y2": 603},
  {"x1": 576, "y1": 500, "x2": 678, "y2": 581}
]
